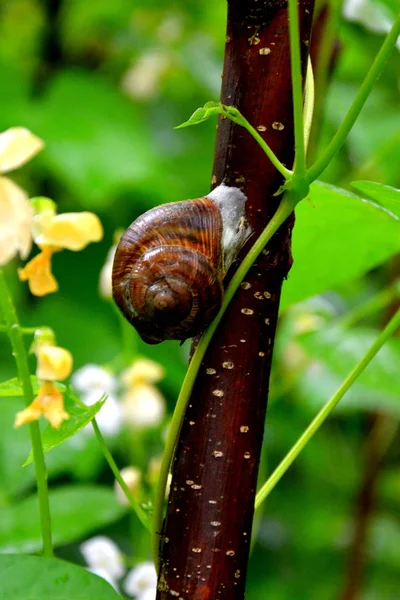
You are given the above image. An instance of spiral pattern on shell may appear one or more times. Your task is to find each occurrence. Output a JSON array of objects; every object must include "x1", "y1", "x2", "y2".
[{"x1": 112, "y1": 197, "x2": 225, "y2": 344}]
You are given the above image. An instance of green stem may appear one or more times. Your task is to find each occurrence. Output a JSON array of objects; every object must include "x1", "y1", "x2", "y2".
[
  {"x1": 288, "y1": 0, "x2": 306, "y2": 176},
  {"x1": 308, "y1": 0, "x2": 342, "y2": 162},
  {"x1": 152, "y1": 192, "x2": 298, "y2": 568},
  {"x1": 237, "y1": 116, "x2": 293, "y2": 179},
  {"x1": 307, "y1": 13, "x2": 400, "y2": 183},
  {"x1": 20, "y1": 326, "x2": 39, "y2": 335},
  {"x1": 0, "y1": 269, "x2": 53, "y2": 557},
  {"x1": 91, "y1": 417, "x2": 149, "y2": 530},
  {"x1": 254, "y1": 307, "x2": 400, "y2": 510},
  {"x1": 0, "y1": 324, "x2": 38, "y2": 335}
]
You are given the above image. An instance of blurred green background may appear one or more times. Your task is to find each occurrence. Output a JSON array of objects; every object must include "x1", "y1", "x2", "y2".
[{"x1": 0, "y1": 0, "x2": 399, "y2": 598}]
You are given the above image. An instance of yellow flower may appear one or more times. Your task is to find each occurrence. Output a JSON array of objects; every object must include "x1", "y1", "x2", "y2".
[
  {"x1": 18, "y1": 246, "x2": 58, "y2": 296},
  {"x1": 0, "y1": 127, "x2": 44, "y2": 266},
  {"x1": 33, "y1": 210, "x2": 103, "y2": 250},
  {"x1": 14, "y1": 335, "x2": 73, "y2": 429},
  {"x1": 122, "y1": 358, "x2": 165, "y2": 388},
  {"x1": 36, "y1": 343, "x2": 73, "y2": 381},
  {"x1": 14, "y1": 381, "x2": 69, "y2": 429},
  {"x1": 18, "y1": 198, "x2": 104, "y2": 296}
]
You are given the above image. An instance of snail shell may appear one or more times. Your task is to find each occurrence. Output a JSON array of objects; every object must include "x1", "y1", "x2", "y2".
[{"x1": 112, "y1": 184, "x2": 251, "y2": 344}]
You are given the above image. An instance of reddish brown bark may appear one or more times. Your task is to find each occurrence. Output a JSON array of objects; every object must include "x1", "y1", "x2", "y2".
[{"x1": 156, "y1": 1, "x2": 315, "y2": 598}]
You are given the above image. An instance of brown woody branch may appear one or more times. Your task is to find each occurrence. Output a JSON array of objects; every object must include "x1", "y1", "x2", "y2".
[{"x1": 156, "y1": 1, "x2": 314, "y2": 598}]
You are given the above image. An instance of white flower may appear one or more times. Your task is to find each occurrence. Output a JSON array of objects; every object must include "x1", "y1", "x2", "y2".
[
  {"x1": 89, "y1": 566, "x2": 119, "y2": 590},
  {"x1": 122, "y1": 384, "x2": 165, "y2": 429},
  {"x1": 72, "y1": 364, "x2": 117, "y2": 395},
  {"x1": 124, "y1": 562, "x2": 157, "y2": 598},
  {"x1": 138, "y1": 588, "x2": 157, "y2": 600},
  {"x1": 343, "y1": 0, "x2": 400, "y2": 48},
  {"x1": 83, "y1": 392, "x2": 123, "y2": 437},
  {"x1": 99, "y1": 244, "x2": 117, "y2": 299},
  {"x1": 121, "y1": 359, "x2": 166, "y2": 429},
  {"x1": 80, "y1": 536, "x2": 125, "y2": 581},
  {"x1": 114, "y1": 466, "x2": 142, "y2": 507}
]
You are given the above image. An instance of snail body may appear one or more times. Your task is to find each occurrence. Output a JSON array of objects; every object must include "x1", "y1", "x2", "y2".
[{"x1": 112, "y1": 184, "x2": 251, "y2": 344}]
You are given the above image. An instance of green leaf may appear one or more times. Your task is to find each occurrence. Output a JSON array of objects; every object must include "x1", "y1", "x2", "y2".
[
  {"x1": 297, "y1": 324, "x2": 400, "y2": 416},
  {"x1": 0, "y1": 485, "x2": 126, "y2": 553},
  {"x1": 351, "y1": 180, "x2": 400, "y2": 218},
  {"x1": 175, "y1": 101, "x2": 244, "y2": 129},
  {"x1": 0, "y1": 377, "x2": 37, "y2": 397},
  {"x1": 32, "y1": 71, "x2": 154, "y2": 208},
  {"x1": 0, "y1": 377, "x2": 66, "y2": 397},
  {"x1": 281, "y1": 182, "x2": 400, "y2": 309},
  {"x1": 0, "y1": 397, "x2": 36, "y2": 500},
  {"x1": 175, "y1": 101, "x2": 222, "y2": 128},
  {"x1": 23, "y1": 393, "x2": 106, "y2": 467},
  {"x1": 0, "y1": 554, "x2": 122, "y2": 600}
]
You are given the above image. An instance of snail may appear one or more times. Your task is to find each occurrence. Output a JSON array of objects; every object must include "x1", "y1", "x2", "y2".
[{"x1": 112, "y1": 184, "x2": 252, "y2": 344}]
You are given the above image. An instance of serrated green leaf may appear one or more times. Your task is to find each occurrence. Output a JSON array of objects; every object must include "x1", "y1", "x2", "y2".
[
  {"x1": 281, "y1": 182, "x2": 400, "y2": 309},
  {"x1": 351, "y1": 180, "x2": 400, "y2": 218},
  {"x1": 0, "y1": 485, "x2": 126, "y2": 553},
  {"x1": 0, "y1": 554, "x2": 122, "y2": 600},
  {"x1": 23, "y1": 393, "x2": 106, "y2": 467},
  {"x1": 0, "y1": 377, "x2": 66, "y2": 397}
]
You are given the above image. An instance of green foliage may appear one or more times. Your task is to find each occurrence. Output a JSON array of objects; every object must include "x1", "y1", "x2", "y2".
[
  {"x1": 298, "y1": 323, "x2": 400, "y2": 415},
  {"x1": 0, "y1": 485, "x2": 126, "y2": 554},
  {"x1": 23, "y1": 394, "x2": 106, "y2": 466},
  {"x1": 0, "y1": 554, "x2": 122, "y2": 600},
  {"x1": 0, "y1": 376, "x2": 43, "y2": 396},
  {"x1": 175, "y1": 100, "x2": 222, "y2": 127},
  {"x1": 281, "y1": 182, "x2": 400, "y2": 308},
  {"x1": 351, "y1": 180, "x2": 400, "y2": 217},
  {"x1": 34, "y1": 72, "x2": 155, "y2": 209}
]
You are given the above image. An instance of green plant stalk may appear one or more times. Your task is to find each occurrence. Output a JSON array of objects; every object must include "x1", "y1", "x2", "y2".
[
  {"x1": 308, "y1": 0, "x2": 342, "y2": 162},
  {"x1": 0, "y1": 269, "x2": 53, "y2": 557},
  {"x1": 152, "y1": 191, "x2": 299, "y2": 567},
  {"x1": 236, "y1": 114, "x2": 293, "y2": 179},
  {"x1": 91, "y1": 417, "x2": 149, "y2": 530},
  {"x1": 178, "y1": 104, "x2": 293, "y2": 180},
  {"x1": 254, "y1": 307, "x2": 400, "y2": 510},
  {"x1": 288, "y1": 0, "x2": 306, "y2": 177},
  {"x1": 307, "y1": 12, "x2": 400, "y2": 182}
]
